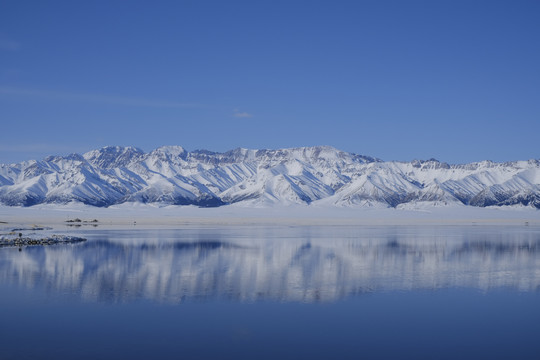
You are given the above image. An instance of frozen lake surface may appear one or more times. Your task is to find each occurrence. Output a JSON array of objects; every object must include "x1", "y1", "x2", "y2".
[{"x1": 1, "y1": 225, "x2": 540, "y2": 359}]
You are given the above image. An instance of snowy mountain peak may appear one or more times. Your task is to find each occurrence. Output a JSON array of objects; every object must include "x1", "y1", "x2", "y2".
[
  {"x1": 151, "y1": 145, "x2": 187, "y2": 156},
  {"x1": 84, "y1": 146, "x2": 145, "y2": 169},
  {"x1": 44, "y1": 153, "x2": 86, "y2": 163},
  {"x1": 410, "y1": 159, "x2": 450, "y2": 170},
  {"x1": 148, "y1": 146, "x2": 187, "y2": 162}
]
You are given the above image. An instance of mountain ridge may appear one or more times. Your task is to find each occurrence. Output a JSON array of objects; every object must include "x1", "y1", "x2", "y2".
[{"x1": 1, "y1": 145, "x2": 538, "y2": 208}]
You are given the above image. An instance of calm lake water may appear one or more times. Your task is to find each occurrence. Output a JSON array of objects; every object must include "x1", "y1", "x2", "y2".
[{"x1": 1, "y1": 225, "x2": 540, "y2": 359}]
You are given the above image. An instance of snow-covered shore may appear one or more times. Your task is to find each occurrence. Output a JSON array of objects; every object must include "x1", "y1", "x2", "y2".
[{"x1": 0, "y1": 202, "x2": 538, "y2": 228}]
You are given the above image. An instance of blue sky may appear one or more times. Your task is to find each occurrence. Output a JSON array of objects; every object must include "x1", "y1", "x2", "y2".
[{"x1": 1, "y1": 0, "x2": 539, "y2": 164}]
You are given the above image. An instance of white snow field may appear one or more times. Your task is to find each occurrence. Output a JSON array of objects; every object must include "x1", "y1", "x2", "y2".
[{"x1": 0, "y1": 202, "x2": 537, "y2": 227}]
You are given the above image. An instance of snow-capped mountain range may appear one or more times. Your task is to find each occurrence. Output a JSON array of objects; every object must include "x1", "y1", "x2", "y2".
[{"x1": 0, "y1": 145, "x2": 539, "y2": 208}]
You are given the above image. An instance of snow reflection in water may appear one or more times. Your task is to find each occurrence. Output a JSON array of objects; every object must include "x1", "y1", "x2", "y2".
[{"x1": 1, "y1": 225, "x2": 540, "y2": 303}]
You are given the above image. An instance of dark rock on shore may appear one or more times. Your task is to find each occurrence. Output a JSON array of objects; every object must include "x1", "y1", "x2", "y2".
[{"x1": 0, "y1": 235, "x2": 87, "y2": 248}]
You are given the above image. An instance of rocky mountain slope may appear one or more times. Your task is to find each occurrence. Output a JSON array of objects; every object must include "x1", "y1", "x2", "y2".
[{"x1": 0, "y1": 145, "x2": 538, "y2": 208}]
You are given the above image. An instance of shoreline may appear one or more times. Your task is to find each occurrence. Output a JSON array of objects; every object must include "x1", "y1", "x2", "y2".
[{"x1": 0, "y1": 203, "x2": 538, "y2": 228}]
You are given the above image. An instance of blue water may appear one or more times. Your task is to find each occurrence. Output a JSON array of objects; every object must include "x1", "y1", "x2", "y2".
[{"x1": 1, "y1": 225, "x2": 539, "y2": 359}]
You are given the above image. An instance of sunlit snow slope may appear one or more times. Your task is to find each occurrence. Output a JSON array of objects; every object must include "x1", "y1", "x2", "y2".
[{"x1": 0, "y1": 146, "x2": 538, "y2": 208}]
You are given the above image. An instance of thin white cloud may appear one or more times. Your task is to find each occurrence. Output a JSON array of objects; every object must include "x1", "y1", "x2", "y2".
[
  {"x1": 0, "y1": 86, "x2": 198, "y2": 108},
  {"x1": 233, "y1": 111, "x2": 253, "y2": 118},
  {"x1": 0, "y1": 143, "x2": 82, "y2": 154},
  {"x1": 2, "y1": 68, "x2": 21, "y2": 76},
  {"x1": 0, "y1": 38, "x2": 21, "y2": 51},
  {"x1": 0, "y1": 143, "x2": 90, "y2": 164}
]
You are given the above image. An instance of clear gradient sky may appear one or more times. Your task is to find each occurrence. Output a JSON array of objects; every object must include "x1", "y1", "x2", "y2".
[{"x1": 1, "y1": 0, "x2": 539, "y2": 164}]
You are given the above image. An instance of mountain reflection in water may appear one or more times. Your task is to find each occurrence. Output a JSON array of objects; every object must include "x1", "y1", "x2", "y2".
[{"x1": 1, "y1": 226, "x2": 539, "y2": 303}]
